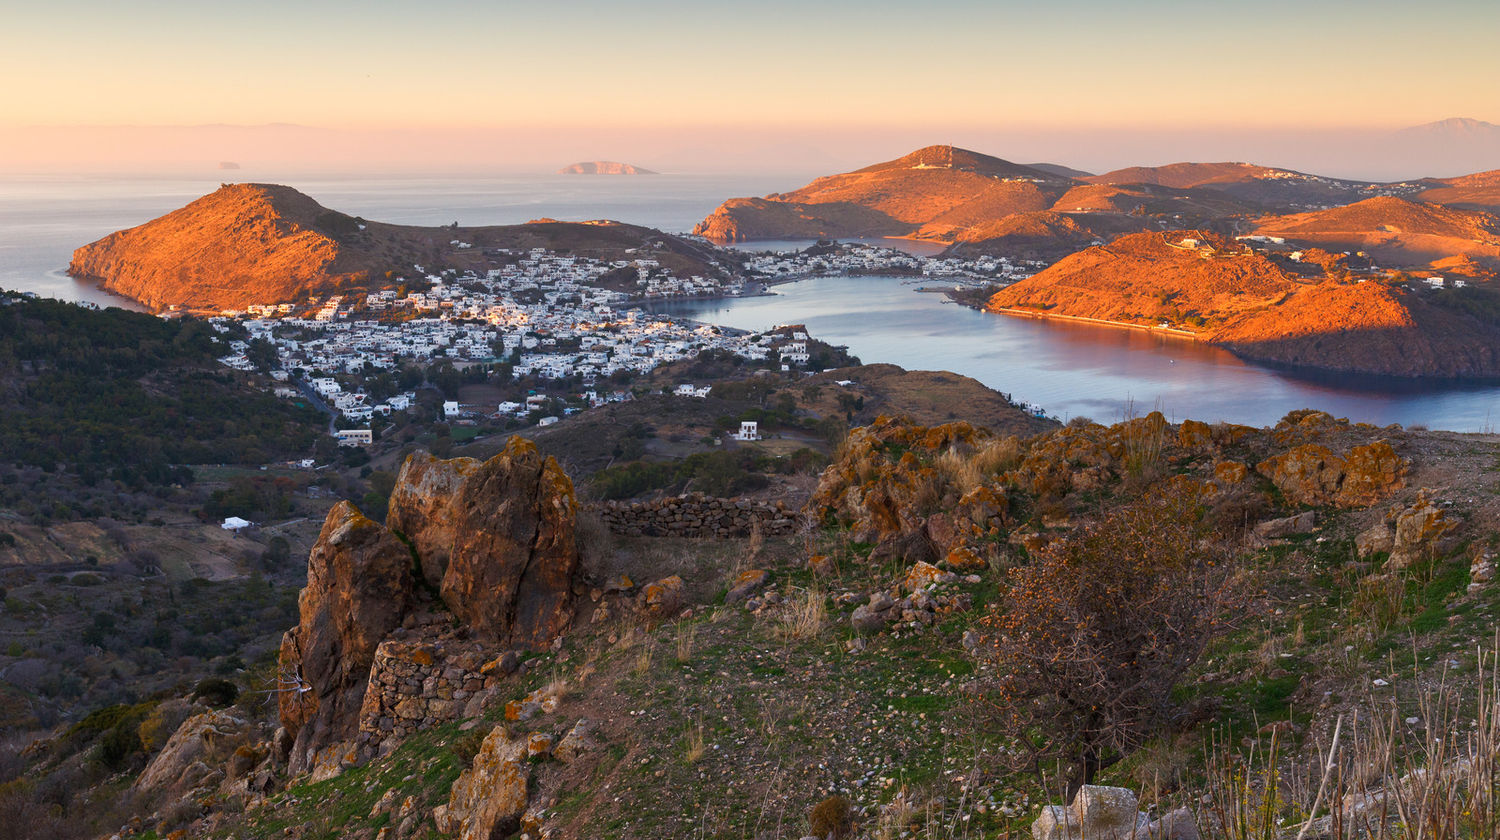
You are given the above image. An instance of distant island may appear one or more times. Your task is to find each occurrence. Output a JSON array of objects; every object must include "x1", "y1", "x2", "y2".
[
  {"x1": 218, "y1": 161, "x2": 241, "y2": 170},
  {"x1": 558, "y1": 161, "x2": 656, "y2": 175}
]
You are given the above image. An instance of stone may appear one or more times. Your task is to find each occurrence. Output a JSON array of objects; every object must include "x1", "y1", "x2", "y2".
[
  {"x1": 1256, "y1": 441, "x2": 1406, "y2": 508},
  {"x1": 387, "y1": 438, "x2": 581, "y2": 649},
  {"x1": 131, "y1": 710, "x2": 249, "y2": 802},
  {"x1": 904, "y1": 560, "x2": 953, "y2": 592},
  {"x1": 850, "y1": 604, "x2": 890, "y2": 635},
  {"x1": 278, "y1": 501, "x2": 414, "y2": 776},
  {"x1": 553, "y1": 718, "x2": 594, "y2": 764},
  {"x1": 1355, "y1": 523, "x2": 1395, "y2": 557},
  {"x1": 1388, "y1": 492, "x2": 1458, "y2": 569},
  {"x1": 639, "y1": 575, "x2": 685, "y2": 619},
  {"x1": 444, "y1": 726, "x2": 530, "y2": 840},
  {"x1": 1149, "y1": 808, "x2": 1201, "y2": 840},
  {"x1": 724, "y1": 569, "x2": 769, "y2": 605},
  {"x1": 1253, "y1": 511, "x2": 1316, "y2": 540},
  {"x1": 1336, "y1": 441, "x2": 1407, "y2": 507},
  {"x1": 1032, "y1": 785, "x2": 1148, "y2": 840},
  {"x1": 807, "y1": 554, "x2": 836, "y2": 577},
  {"x1": 943, "y1": 545, "x2": 988, "y2": 573},
  {"x1": 1178, "y1": 419, "x2": 1212, "y2": 448},
  {"x1": 1213, "y1": 460, "x2": 1248, "y2": 486}
]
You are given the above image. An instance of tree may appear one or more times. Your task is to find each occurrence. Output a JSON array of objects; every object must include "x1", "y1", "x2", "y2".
[{"x1": 976, "y1": 478, "x2": 1239, "y2": 802}]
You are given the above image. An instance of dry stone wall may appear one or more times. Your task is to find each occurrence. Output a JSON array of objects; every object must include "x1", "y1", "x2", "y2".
[
  {"x1": 590, "y1": 494, "x2": 800, "y2": 538},
  {"x1": 357, "y1": 628, "x2": 502, "y2": 743}
]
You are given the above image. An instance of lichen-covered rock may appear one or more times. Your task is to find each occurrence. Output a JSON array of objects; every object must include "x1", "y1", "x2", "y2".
[
  {"x1": 1178, "y1": 419, "x2": 1212, "y2": 448},
  {"x1": 1388, "y1": 492, "x2": 1459, "y2": 568},
  {"x1": 1253, "y1": 511, "x2": 1316, "y2": 540},
  {"x1": 388, "y1": 437, "x2": 580, "y2": 648},
  {"x1": 442, "y1": 726, "x2": 530, "y2": 840},
  {"x1": 1256, "y1": 441, "x2": 1406, "y2": 508},
  {"x1": 1355, "y1": 522, "x2": 1395, "y2": 557},
  {"x1": 1212, "y1": 461, "x2": 1248, "y2": 487},
  {"x1": 1336, "y1": 441, "x2": 1407, "y2": 506},
  {"x1": 904, "y1": 560, "x2": 952, "y2": 592},
  {"x1": 278, "y1": 501, "x2": 414, "y2": 776},
  {"x1": 553, "y1": 718, "x2": 595, "y2": 763},
  {"x1": 725, "y1": 569, "x2": 769, "y2": 605},
  {"x1": 1032, "y1": 784, "x2": 1149, "y2": 840},
  {"x1": 639, "y1": 574, "x2": 685, "y2": 619}
]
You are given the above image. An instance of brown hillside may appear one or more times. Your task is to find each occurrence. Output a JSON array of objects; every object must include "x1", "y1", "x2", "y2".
[
  {"x1": 943, "y1": 211, "x2": 1154, "y2": 262},
  {"x1": 1254, "y1": 196, "x2": 1500, "y2": 270},
  {"x1": 70, "y1": 184, "x2": 723, "y2": 312},
  {"x1": 1415, "y1": 169, "x2": 1500, "y2": 212},
  {"x1": 693, "y1": 145, "x2": 1072, "y2": 244},
  {"x1": 1086, "y1": 162, "x2": 1395, "y2": 209},
  {"x1": 985, "y1": 230, "x2": 1500, "y2": 377}
]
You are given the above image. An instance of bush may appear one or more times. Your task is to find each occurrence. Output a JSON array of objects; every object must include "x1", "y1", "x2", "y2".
[
  {"x1": 809, "y1": 794, "x2": 852, "y2": 839},
  {"x1": 191, "y1": 677, "x2": 239, "y2": 708},
  {"x1": 977, "y1": 478, "x2": 1240, "y2": 801}
]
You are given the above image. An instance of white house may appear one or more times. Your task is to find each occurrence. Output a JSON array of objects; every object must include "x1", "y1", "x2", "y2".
[
  {"x1": 732, "y1": 421, "x2": 760, "y2": 441},
  {"x1": 442, "y1": 400, "x2": 461, "y2": 418},
  {"x1": 336, "y1": 429, "x2": 373, "y2": 446}
]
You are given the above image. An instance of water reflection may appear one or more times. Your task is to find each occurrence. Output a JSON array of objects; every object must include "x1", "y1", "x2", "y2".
[{"x1": 650, "y1": 275, "x2": 1500, "y2": 432}]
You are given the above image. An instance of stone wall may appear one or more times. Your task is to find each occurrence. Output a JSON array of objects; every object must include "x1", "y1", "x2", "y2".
[
  {"x1": 357, "y1": 624, "x2": 502, "y2": 743},
  {"x1": 589, "y1": 494, "x2": 801, "y2": 538}
]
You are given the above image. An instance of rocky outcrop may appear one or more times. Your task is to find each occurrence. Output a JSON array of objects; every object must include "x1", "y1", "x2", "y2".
[
  {"x1": 436, "y1": 726, "x2": 531, "y2": 840},
  {"x1": 277, "y1": 437, "x2": 582, "y2": 778},
  {"x1": 388, "y1": 437, "x2": 580, "y2": 648},
  {"x1": 131, "y1": 709, "x2": 251, "y2": 802},
  {"x1": 1356, "y1": 490, "x2": 1460, "y2": 568},
  {"x1": 278, "y1": 501, "x2": 414, "y2": 775},
  {"x1": 1255, "y1": 441, "x2": 1406, "y2": 507}
]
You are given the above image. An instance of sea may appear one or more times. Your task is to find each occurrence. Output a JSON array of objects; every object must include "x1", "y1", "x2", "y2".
[{"x1": 4, "y1": 170, "x2": 1500, "y2": 431}]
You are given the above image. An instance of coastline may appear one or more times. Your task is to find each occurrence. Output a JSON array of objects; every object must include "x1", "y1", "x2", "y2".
[{"x1": 989, "y1": 306, "x2": 1204, "y2": 341}]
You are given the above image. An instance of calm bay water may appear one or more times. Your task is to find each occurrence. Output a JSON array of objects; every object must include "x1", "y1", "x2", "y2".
[
  {"x1": 4, "y1": 174, "x2": 1500, "y2": 430},
  {"x1": 652, "y1": 275, "x2": 1500, "y2": 432}
]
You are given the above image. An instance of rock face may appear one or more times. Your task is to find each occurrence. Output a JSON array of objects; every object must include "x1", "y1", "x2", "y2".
[
  {"x1": 277, "y1": 438, "x2": 581, "y2": 777},
  {"x1": 278, "y1": 501, "x2": 414, "y2": 775},
  {"x1": 1255, "y1": 441, "x2": 1406, "y2": 507},
  {"x1": 388, "y1": 437, "x2": 581, "y2": 647},
  {"x1": 437, "y1": 725, "x2": 530, "y2": 840},
  {"x1": 131, "y1": 709, "x2": 251, "y2": 802}
]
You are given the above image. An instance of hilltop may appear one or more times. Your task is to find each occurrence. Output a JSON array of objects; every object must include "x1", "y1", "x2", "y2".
[
  {"x1": 1084, "y1": 161, "x2": 1411, "y2": 208},
  {"x1": 986, "y1": 230, "x2": 1500, "y2": 377},
  {"x1": 1416, "y1": 169, "x2": 1500, "y2": 212},
  {"x1": 69, "y1": 184, "x2": 726, "y2": 312},
  {"x1": 557, "y1": 161, "x2": 656, "y2": 175},
  {"x1": 693, "y1": 145, "x2": 1075, "y2": 243}
]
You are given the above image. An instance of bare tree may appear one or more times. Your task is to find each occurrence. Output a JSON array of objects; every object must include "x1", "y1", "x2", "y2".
[{"x1": 976, "y1": 478, "x2": 1242, "y2": 802}]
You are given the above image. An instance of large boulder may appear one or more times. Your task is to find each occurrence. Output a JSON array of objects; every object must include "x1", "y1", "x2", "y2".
[
  {"x1": 278, "y1": 501, "x2": 415, "y2": 775},
  {"x1": 131, "y1": 709, "x2": 250, "y2": 802},
  {"x1": 1032, "y1": 784, "x2": 1150, "y2": 840},
  {"x1": 436, "y1": 725, "x2": 531, "y2": 840},
  {"x1": 1256, "y1": 441, "x2": 1405, "y2": 508},
  {"x1": 388, "y1": 437, "x2": 580, "y2": 648},
  {"x1": 1388, "y1": 492, "x2": 1459, "y2": 568}
]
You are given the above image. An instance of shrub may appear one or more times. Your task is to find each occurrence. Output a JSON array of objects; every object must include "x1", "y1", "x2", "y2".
[
  {"x1": 191, "y1": 677, "x2": 239, "y2": 708},
  {"x1": 976, "y1": 478, "x2": 1240, "y2": 802},
  {"x1": 809, "y1": 794, "x2": 852, "y2": 839}
]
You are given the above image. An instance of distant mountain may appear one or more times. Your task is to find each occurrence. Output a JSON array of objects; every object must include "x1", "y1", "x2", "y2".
[
  {"x1": 1396, "y1": 117, "x2": 1500, "y2": 141},
  {"x1": 558, "y1": 161, "x2": 656, "y2": 175},
  {"x1": 69, "y1": 184, "x2": 722, "y2": 312},
  {"x1": 987, "y1": 231, "x2": 1500, "y2": 378},
  {"x1": 1386, "y1": 118, "x2": 1500, "y2": 178}
]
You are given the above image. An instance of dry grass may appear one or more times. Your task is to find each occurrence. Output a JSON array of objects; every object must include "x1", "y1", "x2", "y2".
[
  {"x1": 673, "y1": 621, "x2": 696, "y2": 664},
  {"x1": 1200, "y1": 646, "x2": 1499, "y2": 840},
  {"x1": 683, "y1": 717, "x2": 706, "y2": 764},
  {"x1": 774, "y1": 587, "x2": 826, "y2": 642}
]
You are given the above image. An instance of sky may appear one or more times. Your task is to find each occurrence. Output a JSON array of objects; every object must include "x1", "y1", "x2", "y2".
[{"x1": 2, "y1": 0, "x2": 1498, "y2": 176}]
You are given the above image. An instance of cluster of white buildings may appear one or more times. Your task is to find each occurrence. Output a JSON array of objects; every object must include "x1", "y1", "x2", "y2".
[
  {"x1": 212, "y1": 249, "x2": 823, "y2": 426},
  {"x1": 740, "y1": 241, "x2": 1040, "y2": 282}
]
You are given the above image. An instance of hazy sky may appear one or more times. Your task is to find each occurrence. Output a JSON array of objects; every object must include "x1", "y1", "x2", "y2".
[{"x1": 2, "y1": 0, "x2": 1498, "y2": 175}]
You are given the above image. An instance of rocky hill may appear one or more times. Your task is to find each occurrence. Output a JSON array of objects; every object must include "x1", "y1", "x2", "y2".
[
  {"x1": 1255, "y1": 196, "x2": 1500, "y2": 272},
  {"x1": 693, "y1": 145, "x2": 1076, "y2": 243},
  {"x1": 68, "y1": 184, "x2": 724, "y2": 312},
  {"x1": 986, "y1": 230, "x2": 1500, "y2": 377},
  {"x1": 14, "y1": 404, "x2": 1498, "y2": 840},
  {"x1": 557, "y1": 161, "x2": 656, "y2": 175},
  {"x1": 1084, "y1": 161, "x2": 1405, "y2": 209},
  {"x1": 1415, "y1": 168, "x2": 1500, "y2": 212}
]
